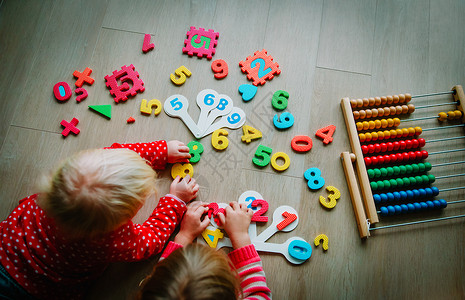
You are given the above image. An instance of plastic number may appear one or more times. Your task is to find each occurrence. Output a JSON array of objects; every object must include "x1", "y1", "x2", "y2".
[
  {"x1": 319, "y1": 186, "x2": 341, "y2": 209},
  {"x1": 170, "y1": 97, "x2": 183, "y2": 110},
  {"x1": 253, "y1": 145, "x2": 273, "y2": 167},
  {"x1": 202, "y1": 228, "x2": 224, "y2": 248},
  {"x1": 53, "y1": 82, "x2": 72, "y2": 101},
  {"x1": 272, "y1": 90, "x2": 289, "y2": 110},
  {"x1": 171, "y1": 163, "x2": 194, "y2": 179},
  {"x1": 211, "y1": 59, "x2": 228, "y2": 79},
  {"x1": 304, "y1": 167, "x2": 325, "y2": 190},
  {"x1": 241, "y1": 125, "x2": 262, "y2": 143},
  {"x1": 251, "y1": 199, "x2": 269, "y2": 222},
  {"x1": 140, "y1": 99, "x2": 162, "y2": 116},
  {"x1": 212, "y1": 129, "x2": 229, "y2": 150},
  {"x1": 315, "y1": 124, "x2": 336, "y2": 144},
  {"x1": 270, "y1": 152, "x2": 291, "y2": 172},
  {"x1": 170, "y1": 65, "x2": 191, "y2": 86},
  {"x1": 251, "y1": 58, "x2": 272, "y2": 78},
  {"x1": 273, "y1": 112, "x2": 294, "y2": 129},
  {"x1": 291, "y1": 135, "x2": 313, "y2": 152},
  {"x1": 227, "y1": 113, "x2": 241, "y2": 124},
  {"x1": 187, "y1": 141, "x2": 204, "y2": 163},
  {"x1": 288, "y1": 240, "x2": 312, "y2": 261}
]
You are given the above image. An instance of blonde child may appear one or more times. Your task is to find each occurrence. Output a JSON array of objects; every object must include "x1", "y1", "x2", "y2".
[
  {"x1": 0, "y1": 140, "x2": 199, "y2": 300},
  {"x1": 137, "y1": 201, "x2": 272, "y2": 300}
]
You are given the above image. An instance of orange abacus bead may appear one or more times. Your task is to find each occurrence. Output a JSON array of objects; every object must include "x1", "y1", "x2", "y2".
[
  {"x1": 381, "y1": 119, "x2": 388, "y2": 128},
  {"x1": 353, "y1": 111, "x2": 360, "y2": 119},
  {"x1": 402, "y1": 105, "x2": 409, "y2": 114},
  {"x1": 408, "y1": 104, "x2": 415, "y2": 113},
  {"x1": 408, "y1": 127, "x2": 416, "y2": 136},
  {"x1": 359, "y1": 133, "x2": 366, "y2": 142},
  {"x1": 402, "y1": 128, "x2": 410, "y2": 136},
  {"x1": 357, "y1": 99, "x2": 363, "y2": 107},
  {"x1": 396, "y1": 105, "x2": 403, "y2": 114},
  {"x1": 371, "y1": 132, "x2": 379, "y2": 140},
  {"x1": 399, "y1": 94, "x2": 406, "y2": 103},
  {"x1": 405, "y1": 93, "x2": 412, "y2": 102},
  {"x1": 369, "y1": 97, "x2": 376, "y2": 106},
  {"x1": 359, "y1": 110, "x2": 366, "y2": 119},
  {"x1": 438, "y1": 112, "x2": 448, "y2": 122},
  {"x1": 374, "y1": 119, "x2": 381, "y2": 129},
  {"x1": 380, "y1": 96, "x2": 387, "y2": 105},
  {"x1": 447, "y1": 111, "x2": 455, "y2": 119},
  {"x1": 365, "y1": 132, "x2": 372, "y2": 142},
  {"x1": 375, "y1": 97, "x2": 382, "y2": 106},
  {"x1": 350, "y1": 99, "x2": 357, "y2": 108},
  {"x1": 386, "y1": 95, "x2": 393, "y2": 105},
  {"x1": 365, "y1": 109, "x2": 373, "y2": 118},
  {"x1": 356, "y1": 122, "x2": 363, "y2": 131},
  {"x1": 455, "y1": 110, "x2": 463, "y2": 118},
  {"x1": 393, "y1": 95, "x2": 399, "y2": 104},
  {"x1": 363, "y1": 98, "x2": 369, "y2": 106},
  {"x1": 372, "y1": 109, "x2": 379, "y2": 118}
]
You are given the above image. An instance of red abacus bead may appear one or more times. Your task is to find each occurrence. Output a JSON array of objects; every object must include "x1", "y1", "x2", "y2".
[
  {"x1": 383, "y1": 155, "x2": 391, "y2": 164},
  {"x1": 396, "y1": 153, "x2": 404, "y2": 162},
  {"x1": 373, "y1": 144, "x2": 380, "y2": 153},
  {"x1": 371, "y1": 156, "x2": 379, "y2": 165},
  {"x1": 387, "y1": 142, "x2": 394, "y2": 152},
  {"x1": 405, "y1": 140, "x2": 412, "y2": 149},
  {"x1": 412, "y1": 139, "x2": 419, "y2": 148},
  {"x1": 365, "y1": 157, "x2": 372, "y2": 166},
  {"x1": 392, "y1": 141, "x2": 400, "y2": 151},
  {"x1": 362, "y1": 145, "x2": 369, "y2": 154},
  {"x1": 403, "y1": 152, "x2": 410, "y2": 161},
  {"x1": 377, "y1": 155, "x2": 384, "y2": 164},
  {"x1": 414, "y1": 151, "x2": 422, "y2": 159},
  {"x1": 421, "y1": 150, "x2": 428, "y2": 159},
  {"x1": 399, "y1": 140, "x2": 406, "y2": 150},
  {"x1": 390, "y1": 153, "x2": 397, "y2": 163},
  {"x1": 418, "y1": 138, "x2": 426, "y2": 147},
  {"x1": 380, "y1": 143, "x2": 387, "y2": 152}
]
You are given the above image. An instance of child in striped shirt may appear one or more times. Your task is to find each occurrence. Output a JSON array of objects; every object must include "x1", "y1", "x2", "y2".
[{"x1": 136, "y1": 201, "x2": 272, "y2": 300}]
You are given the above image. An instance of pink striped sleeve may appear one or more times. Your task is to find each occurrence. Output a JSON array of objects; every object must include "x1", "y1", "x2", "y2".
[{"x1": 228, "y1": 244, "x2": 272, "y2": 300}]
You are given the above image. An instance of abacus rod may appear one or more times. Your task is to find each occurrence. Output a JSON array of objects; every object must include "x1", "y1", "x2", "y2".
[
  {"x1": 448, "y1": 199, "x2": 465, "y2": 205},
  {"x1": 369, "y1": 214, "x2": 465, "y2": 231},
  {"x1": 412, "y1": 91, "x2": 455, "y2": 98},
  {"x1": 422, "y1": 124, "x2": 465, "y2": 131},
  {"x1": 432, "y1": 160, "x2": 465, "y2": 167},
  {"x1": 429, "y1": 148, "x2": 465, "y2": 155},
  {"x1": 439, "y1": 186, "x2": 465, "y2": 192},
  {"x1": 402, "y1": 116, "x2": 438, "y2": 122},
  {"x1": 427, "y1": 136, "x2": 465, "y2": 143},
  {"x1": 435, "y1": 173, "x2": 465, "y2": 180},
  {"x1": 415, "y1": 101, "x2": 458, "y2": 109}
]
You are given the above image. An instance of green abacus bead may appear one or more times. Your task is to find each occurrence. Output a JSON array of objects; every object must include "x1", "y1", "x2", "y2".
[
  {"x1": 383, "y1": 180, "x2": 390, "y2": 189},
  {"x1": 389, "y1": 178, "x2": 398, "y2": 188},
  {"x1": 428, "y1": 174, "x2": 435, "y2": 183},
  {"x1": 399, "y1": 165, "x2": 407, "y2": 175},
  {"x1": 415, "y1": 175, "x2": 423, "y2": 185},
  {"x1": 378, "y1": 181, "x2": 385, "y2": 189},
  {"x1": 412, "y1": 164, "x2": 419, "y2": 173},
  {"x1": 380, "y1": 168, "x2": 388, "y2": 177},
  {"x1": 367, "y1": 169, "x2": 375, "y2": 179},
  {"x1": 371, "y1": 181, "x2": 378, "y2": 190},
  {"x1": 403, "y1": 177, "x2": 411, "y2": 186},
  {"x1": 424, "y1": 162, "x2": 432, "y2": 171},
  {"x1": 418, "y1": 163, "x2": 426, "y2": 172},
  {"x1": 396, "y1": 178, "x2": 404, "y2": 187},
  {"x1": 421, "y1": 175, "x2": 429, "y2": 183},
  {"x1": 405, "y1": 164, "x2": 413, "y2": 174},
  {"x1": 409, "y1": 176, "x2": 416, "y2": 185},
  {"x1": 386, "y1": 167, "x2": 394, "y2": 177},
  {"x1": 392, "y1": 166, "x2": 401, "y2": 176}
]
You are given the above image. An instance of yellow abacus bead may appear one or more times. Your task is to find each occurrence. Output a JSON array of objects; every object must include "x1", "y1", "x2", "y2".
[
  {"x1": 402, "y1": 105, "x2": 409, "y2": 114},
  {"x1": 396, "y1": 128, "x2": 403, "y2": 136},
  {"x1": 387, "y1": 118, "x2": 394, "y2": 127},
  {"x1": 365, "y1": 109, "x2": 373, "y2": 118},
  {"x1": 363, "y1": 122, "x2": 370, "y2": 130},
  {"x1": 371, "y1": 131, "x2": 379, "y2": 141},
  {"x1": 381, "y1": 96, "x2": 388, "y2": 105},
  {"x1": 408, "y1": 104, "x2": 415, "y2": 114},
  {"x1": 383, "y1": 130, "x2": 391, "y2": 139},
  {"x1": 353, "y1": 111, "x2": 360, "y2": 120},
  {"x1": 405, "y1": 93, "x2": 412, "y2": 103},
  {"x1": 359, "y1": 133, "x2": 366, "y2": 142},
  {"x1": 395, "y1": 105, "x2": 403, "y2": 115},
  {"x1": 356, "y1": 122, "x2": 363, "y2": 131},
  {"x1": 380, "y1": 119, "x2": 387, "y2": 128},
  {"x1": 371, "y1": 108, "x2": 379, "y2": 118},
  {"x1": 365, "y1": 132, "x2": 372, "y2": 142},
  {"x1": 402, "y1": 128, "x2": 410, "y2": 136},
  {"x1": 447, "y1": 111, "x2": 455, "y2": 120},
  {"x1": 368, "y1": 121, "x2": 376, "y2": 130},
  {"x1": 394, "y1": 118, "x2": 401, "y2": 127},
  {"x1": 455, "y1": 110, "x2": 463, "y2": 118},
  {"x1": 408, "y1": 127, "x2": 416, "y2": 136},
  {"x1": 399, "y1": 94, "x2": 406, "y2": 103},
  {"x1": 359, "y1": 110, "x2": 366, "y2": 119},
  {"x1": 357, "y1": 99, "x2": 364, "y2": 107},
  {"x1": 368, "y1": 97, "x2": 376, "y2": 106},
  {"x1": 350, "y1": 99, "x2": 357, "y2": 108},
  {"x1": 374, "y1": 119, "x2": 382, "y2": 129},
  {"x1": 363, "y1": 98, "x2": 369, "y2": 106},
  {"x1": 438, "y1": 112, "x2": 447, "y2": 122},
  {"x1": 375, "y1": 97, "x2": 382, "y2": 106},
  {"x1": 390, "y1": 129, "x2": 397, "y2": 138},
  {"x1": 414, "y1": 127, "x2": 422, "y2": 135},
  {"x1": 386, "y1": 95, "x2": 393, "y2": 105},
  {"x1": 393, "y1": 95, "x2": 400, "y2": 104}
]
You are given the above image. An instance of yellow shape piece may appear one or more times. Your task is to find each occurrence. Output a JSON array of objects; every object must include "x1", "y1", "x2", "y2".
[
  {"x1": 170, "y1": 65, "x2": 192, "y2": 86},
  {"x1": 171, "y1": 163, "x2": 194, "y2": 179},
  {"x1": 202, "y1": 228, "x2": 224, "y2": 248},
  {"x1": 140, "y1": 99, "x2": 162, "y2": 116},
  {"x1": 314, "y1": 234, "x2": 329, "y2": 251},
  {"x1": 270, "y1": 152, "x2": 290, "y2": 172},
  {"x1": 319, "y1": 186, "x2": 341, "y2": 209},
  {"x1": 211, "y1": 129, "x2": 229, "y2": 150},
  {"x1": 241, "y1": 125, "x2": 262, "y2": 143}
]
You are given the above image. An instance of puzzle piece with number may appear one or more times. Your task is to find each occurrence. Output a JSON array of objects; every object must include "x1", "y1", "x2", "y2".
[
  {"x1": 239, "y1": 49, "x2": 281, "y2": 86},
  {"x1": 183, "y1": 26, "x2": 219, "y2": 60},
  {"x1": 104, "y1": 64, "x2": 145, "y2": 103},
  {"x1": 197, "y1": 190, "x2": 312, "y2": 265},
  {"x1": 164, "y1": 89, "x2": 246, "y2": 139}
]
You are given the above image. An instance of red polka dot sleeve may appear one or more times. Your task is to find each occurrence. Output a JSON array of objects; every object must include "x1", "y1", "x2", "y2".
[{"x1": 105, "y1": 140, "x2": 168, "y2": 170}]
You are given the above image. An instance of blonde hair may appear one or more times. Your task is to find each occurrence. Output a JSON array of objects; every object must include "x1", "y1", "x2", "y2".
[
  {"x1": 37, "y1": 148, "x2": 157, "y2": 238},
  {"x1": 137, "y1": 243, "x2": 241, "y2": 300}
]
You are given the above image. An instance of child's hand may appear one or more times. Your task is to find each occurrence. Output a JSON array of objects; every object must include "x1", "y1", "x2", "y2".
[
  {"x1": 167, "y1": 140, "x2": 191, "y2": 163},
  {"x1": 218, "y1": 201, "x2": 253, "y2": 249},
  {"x1": 169, "y1": 175, "x2": 199, "y2": 203},
  {"x1": 174, "y1": 201, "x2": 210, "y2": 246}
]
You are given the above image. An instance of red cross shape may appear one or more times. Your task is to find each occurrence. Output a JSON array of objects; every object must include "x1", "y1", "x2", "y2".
[
  {"x1": 60, "y1": 118, "x2": 80, "y2": 137},
  {"x1": 73, "y1": 67, "x2": 95, "y2": 88}
]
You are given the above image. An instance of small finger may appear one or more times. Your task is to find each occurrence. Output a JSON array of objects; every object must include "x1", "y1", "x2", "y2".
[{"x1": 179, "y1": 146, "x2": 190, "y2": 153}]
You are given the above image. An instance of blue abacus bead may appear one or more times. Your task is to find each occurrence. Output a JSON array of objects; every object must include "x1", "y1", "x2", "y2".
[
  {"x1": 387, "y1": 192, "x2": 395, "y2": 202},
  {"x1": 431, "y1": 186, "x2": 439, "y2": 196},
  {"x1": 432, "y1": 200, "x2": 441, "y2": 208},
  {"x1": 420, "y1": 202, "x2": 428, "y2": 210},
  {"x1": 439, "y1": 199, "x2": 447, "y2": 208},
  {"x1": 380, "y1": 193, "x2": 388, "y2": 203},
  {"x1": 394, "y1": 205, "x2": 402, "y2": 214},
  {"x1": 388, "y1": 206, "x2": 396, "y2": 215},
  {"x1": 406, "y1": 190, "x2": 414, "y2": 200},
  {"x1": 425, "y1": 188, "x2": 433, "y2": 197},
  {"x1": 413, "y1": 189, "x2": 420, "y2": 198},
  {"x1": 400, "y1": 204, "x2": 408, "y2": 214},
  {"x1": 393, "y1": 191, "x2": 401, "y2": 201},
  {"x1": 407, "y1": 203, "x2": 415, "y2": 211},
  {"x1": 414, "y1": 202, "x2": 422, "y2": 211},
  {"x1": 374, "y1": 194, "x2": 381, "y2": 204},
  {"x1": 380, "y1": 206, "x2": 389, "y2": 216},
  {"x1": 399, "y1": 190, "x2": 408, "y2": 200},
  {"x1": 418, "y1": 188, "x2": 426, "y2": 198},
  {"x1": 426, "y1": 200, "x2": 434, "y2": 209}
]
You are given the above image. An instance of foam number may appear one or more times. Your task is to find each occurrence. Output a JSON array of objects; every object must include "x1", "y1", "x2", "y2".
[
  {"x1": 191, "y1": 34, "x2": 211, "y2": 49},
  {"x1": 291, "y1": 135, "x2": 313, "y2": 152},
  {"x1": 251, "y1": 199, "x2": 269, "y2": 222},
  {"x1": 164, "y1": 95, "x2": 202, "y2": 138},
  {"x1": 53, "y1": 82, "x2": 72, "y2": 102},
  {"x1": 196, "y1": 89, "x2": 221, "y2": 131},
  {"x1": 314, "y1": 234, "x2": 329, "y2": 251},
  {"x1": 304, "y1": 167, "x2": 325, "y2": 190},
  {"x1": 273, "y1": 112, "x2": 294, "y2": 130},
  {"x1": 288, "y1": 239, "x2": 313, "y2": 261},
  {"x1": 251, "y1": 58, "x2": 272, "y2": 79},
  {"x1": 315, "y1": 124, "x2": 336, "y2": 144},
  {"x1": 202, "y1": 227, "x2": 224, "y2": 248},
  {"x1": 255, "y1": 206, "x2": 299, "y2": 242},
  {"x1": 170, "y1": 65, "x2": 191, "y2": 86},
  {"x1": 238, "y1": 190, "x2": 264, "y2": 240},
  {"x1": 170, "y1": 163, "x2": 194, "y2": 179},
  {"x1": 75, "y1": 88, "x2": 88, "y2": 102},
  {"x1": 272, "y1": 90, "x2": 289, "y2": 110},
  {"x1": 319, "y1": 186, "x2": 341, "y2": 209},
  {"x1": 241, "y1": 125, "x2": 262, "y2": 143},
  {"x1": 211, "y1": 59, "x2": 228, "y2": 79},
  {"x1": 187, "y1": 141, "x2": 204, "y2": 163},
  {"x1": 211, "y1": 129, "x2": 229, "y2": 150},
  {"x1": 202, "y1": 107, "x2": 246, "y2": 136},
  {"x1": 140, "y1": 99, "x2": 162, "y2": 116},
  {"x1": 253, "y1": 145, "x2": 272, "y2": 167},
  {"x1": 270, "y1": 152, "x2": 291, "y2": 172},
  {"x1": 277, "y1": 211, "x2": 297, "y2": 230},
  {"x1": 253, "y1": 237, "x2": 311, "y2": 265}
]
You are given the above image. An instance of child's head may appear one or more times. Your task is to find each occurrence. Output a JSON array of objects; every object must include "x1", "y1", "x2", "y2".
[
  {"x1": 137, "y1": 243, "x2": 240, "y2": 300},
  {"x1": 38, "y1": 148, "x2": 157, "y2": 238}
]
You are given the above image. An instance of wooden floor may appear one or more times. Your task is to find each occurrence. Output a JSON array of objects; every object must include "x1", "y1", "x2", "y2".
[{"x1": 1, "y1": 0, "x2": 464, "y2": 299}]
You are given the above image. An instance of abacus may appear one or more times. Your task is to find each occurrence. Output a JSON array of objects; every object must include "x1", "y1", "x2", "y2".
[{"x1": 340, "y1": 85, "x2": 465, "y2": 238}]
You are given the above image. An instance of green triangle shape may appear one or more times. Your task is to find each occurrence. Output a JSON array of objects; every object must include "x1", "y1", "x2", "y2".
[{"x1": 89, "y1": 105, "x2": 111, "y2": 119}]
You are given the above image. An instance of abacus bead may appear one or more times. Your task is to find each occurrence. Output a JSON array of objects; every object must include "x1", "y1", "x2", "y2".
[
  {"x1": 359, "y1": 133, "x2": 366, "y2": 142},
  {"x1": 380, "y1": 193, "x2": 388, "y2": 203},
  {"x1": 394, "y1": 118, "x2": 401, "y2": 126},
  {"x1": 399, "y1": 190, "x2": 407, "y2": 200},
  {"x1": 421, "y1": 150, "x2": 428, "y2": 159},
  {"x1": 428, "y1": 174, "x2": 435, "y2": 183},
  {"x1": 403, "y1": 152, "x2": 410, "y2": 161},
  {"x1": 356, "y1": 99, "x2": 363, "y2": 107},
  {"x1": 425, "y1": 188, "x2": 433, "y2": 197},
  {"x1": 407, "y1": 203, "x2": 415, "y2": 211},
  {"x1": 383, "y1": 180, "x2": 390, "y2": 188},
  {"x1": 367, "y1": 169, "x2": 375, "y2": 178},
  {"x1": 381, "y1": 119, "x2": 388, "y2": 128},
  {"x1": 374, "y1": 194, "x2": 381, "y2": 204},
  {"x1": 364, "y1": 157, "x2": 371, "y2": 166},
  {"x1": 414, "y1": 151, "x2": 422, "y2": 159},
  {"x1": 432, "y1": 200, "x2": 441, "y2": 208},
  {"x1": 383, "y1": 155, "x2": 391, "y2": 164},
  {"x1": 353, "y1": 111, "x2": 360, "y2": 119},
  {"x1": 374, "y1": 120, "x2": 381, "y2": 129},
  {"x1": 365, "y1": 109, "x2": 373, "y2": 118},
  {"x1": 420, "y1": 202, "x2": 428, "y2": 210},
  {"x1": 438, "y1": 112, "x2": 447, "y2": 121},
  {"x1": 368, "y1": 97, "x2": 375, "y2": 106},
  {"x1": 362, "y1": 145, "x2": 368, "y2": 154},
  {"x1": 357, "y1": 122, "x2": 363, "y2": 131},
  {"x1": 396, "y1": 129, "x2": 403, "y2": 137},
  {"x1": 401, "y1": 128, "x2": 409, "y2": 137},
  {"x1": 387, "y1": 192, "x2": 395, "y2": 202},
  {"x1": 409, "y1": 176, "x2": 417, "y2": 185},
  {"x1": 402, "y1": 105, "x2": 409, "y2": 114},
  {"x1": 380, "y1": 168, "x2": 388, "y2": 177},
  {"x1": 388, "y1": 206, "x2": 395, "y2": 215},
  {"x1": 390, "y1": 154, "x2": 397, "y2": 163},
  {"x1": 384, "y1": 107, "x2": 391, "y2": 116},
  {"x1": 390, "y1": 107, "x2": 397, "y2": 115},
  {"x1": 386, "y1": 118, "x2": 393, "y2": 127},
  {"x1": 390, "y1": 129, "x2": 397, "y2": 138},
  {"x1": 439, "y1": 199, "x2": 447, "y2": 208},
  {"x1": 380, "y1": 96, "x2": 387, "y2": 105},
  {"x1": 408, "y1": 104, "x2": 415, "y2": 113},
  {"x1": 412, "y1": 139, "x2": 419, "y2": 148},
  {"x1": 396, "y1": 178, "x2": 404, "y2": 187},
  {"x1": 411, "y1": 164, "x2": 419, "y2": 172},
  {"x1": 365, "y1": 132, "x2": 372, "y2": 141},
  {"x1": 380, "y1": 207, "x2": 388, "y2": 216},
  {"x1": 414, "y1": 202, "x2": 422, "y2": 211},
  {"x1": 418, "y1": 163, "x2": 425, "y2": 172},
  {"x1": 359, "y1": 110, "x2": 366, "y2": 119},
  {"x1": 393, "y1": 191, "x2": 401, "y2": 201},
  {"x1": 393, "y1": 166, "x2": 401, "y2": 175},
  {"x1": 396, "y1": 106, "x2": 403, "y2": 114},
  {"x1": 418, "y1": 188, "x2": 426, "y2": 197},
  {"x1": 378, "y1": 108, "x2": 385, "y2": 117},
  {"x1": 455, "y1": 110, "x2": 463, "y2": 118},
  {"x1": 415, "y1": 175, "x2": 423, "y2": 185},
  {"x1": 375, "y1": 97, "x2": 382, "y2": 105},
  {"x1": 374, "y1": 144, "x2": 381, "y2": 153},
  {"x1": 372, "y1": 109, "x2": 379, "y2": 118},
  {"x1": 394, "y1": 205, "x2": 402, "y2": 214},
  {"x1": 374, "y1": 168, "x2": 382, "y2": 178},
  {"x1": 424, "y1": 162, "x2": 432, "y2": 171},
  {"x1": 363, "y1": 122, "x2": 370, "y2": 130},
  {"x1": 400, "y1": 204, "x2": 408, "y2": 213},
  {"x1": 432, "y1": 186, "x2": 439, "y2": 196},
  {"x1": 405, "y1": 93, "x2": 412, "y2": 102},
  {"x1": 399, "y1": 94, "x2": 405, "y2": 103},
  {"x1": 447, "y1": 111, "x2": 455, "y2": 119},
  {"x1": 370, "y1": 156, "x2": 378, "y2": 165},
  {"x1": 405, "y1": 164, "x2": 413, "y2": 173},
  {"x1": 389, "y1": 179, "x2": 397, "y2": 188},
  {"x1": 379, "y1": 143, "x2": 387, "y2": 152},
  {"x1": 414, "y1": 127, "x2": 422, "y2": 135},
  {"x1": 371, "y1": 132, "x2": 379, "y2": 141},
  {"x1": 387, "y1": 96, "x2": 393, "y2": 105},
  {"x1": 363, "y1": 98, "x2": 369, "y2": 106},
  {"x1": 421, "y1": 175, "x2": 429, "y2": 183},
  {"x1": 418, "y1": 138, "x2": 426, "y2": 147},
  {"x1": 350, "y1": 99, "x2": 357, "y2": 108},
  {"x1": 426, "y1": 201, "x2": 434, "y2": 209},
  {"x1": 370, "y1": 181, "x2": 378, "y2": 190},
  {"x1": 413, "y1": 189, "x2": 420, "y2": 198},
  {"x1": 393, "y1": 95, "x2": 400, "y2": 104},
  {"x1": 403, "y1": 177, "x2": 411, "y2": 186},
  {"x1": 386, "y1": 167, "x2": 394, "y2": 176},
  {"x1": 399, "y1": 165, "x2": 407, "y2": 174}
]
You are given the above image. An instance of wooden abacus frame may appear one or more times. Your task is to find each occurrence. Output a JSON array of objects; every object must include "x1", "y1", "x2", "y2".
[{"x1": 340, "y1": 85, "x2": 465, "y2": 238}]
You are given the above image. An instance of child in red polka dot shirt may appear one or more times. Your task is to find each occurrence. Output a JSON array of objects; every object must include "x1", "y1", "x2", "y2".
[{"x1": 0, "y1": 140, "x2": 198, "y2": 300}]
